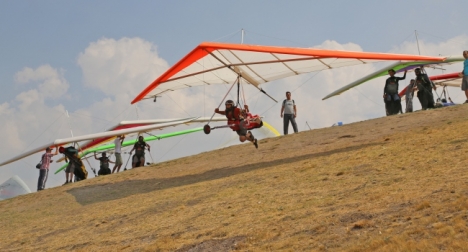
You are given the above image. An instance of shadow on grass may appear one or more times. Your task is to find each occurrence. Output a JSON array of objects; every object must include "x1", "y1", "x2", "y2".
[{"x1": 67, "y1": 142, "x2": 382, "y2": 205}]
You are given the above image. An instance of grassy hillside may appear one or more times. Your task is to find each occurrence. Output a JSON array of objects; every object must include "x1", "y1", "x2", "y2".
[{"x1": 1, "y1": 105, "x2": 468, "y2": 251}]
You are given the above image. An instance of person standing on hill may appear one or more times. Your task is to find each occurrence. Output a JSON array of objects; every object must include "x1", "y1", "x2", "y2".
[
  {"x1": 60, "y1": 146, "x2": 87, "y2": 184},
  {"x1": 112, "y1": 135, "x2": 125, "y2": 173},
  {"x1": 383, "y1": 69, "x2": 406, "y2": 102},
  {"x1": 405, "y1": 79, "x2": 417, "y2": 113},
  {"x1": 383, "y1": 69, "x2": 406, "y2": 115},
  {"x1": 37, "y1": 147, "x2": 58, "y2": 191},
  {"x1": 129, "y1": 136, "x2": 150, "y2": 168},
  {"x1": 280, "y1": 91, "x2": 298, "y2": 135},
  {"x1": 459, "y1": 50, "x2": 468, "y2": 103},
  {"x1": 415, "y1": 67, "x2": 436, "y2": 110},
  {"x1": 94, "y1": 152, "x2": 114, "y2": 175}
]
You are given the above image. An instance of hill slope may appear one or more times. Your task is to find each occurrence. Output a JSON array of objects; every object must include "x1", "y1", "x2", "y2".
[{"x1": 1, "y1": 105, "x2": 468, "y2": 251}]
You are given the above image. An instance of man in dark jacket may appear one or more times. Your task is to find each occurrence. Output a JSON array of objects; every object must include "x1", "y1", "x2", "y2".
[
  {"x1": 415, "y1": 67, "x2": 437, "y2": 110},
  {"x1": 383, "y1": 69, "x2": 406, "y2": 115}
]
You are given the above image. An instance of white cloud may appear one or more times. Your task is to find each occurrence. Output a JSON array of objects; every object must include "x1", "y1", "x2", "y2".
[
  {"x1": 0, "y1": 102, "x2": 12, "y2": 116},
  {"x1": 77, "y1": 37, "x2": 170, "y2": 97},
  {"x1": 14, "y1": 65, "x2": 69, "y2": 100},
  {"x1": 315, "y1": 40, "x2": 364, "y2": 52},
  {"x1": 391, "y1": 34, "x2": 468, "y2": 57}
]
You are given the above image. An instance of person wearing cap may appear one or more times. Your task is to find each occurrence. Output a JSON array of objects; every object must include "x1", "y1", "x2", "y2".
[
  {"x1": 112, "y1": 135, "x2": 125, "y2": 173},
  {"x1": 459, "y1": 50, "x2": 468, "y2": 103},
  {"x1": 415, "y1": 67, "x2": 436, "y2": 110},
  {"x1": 215, "y1": 100, "x2": 258, "y2": 148},
  {"x1": 37, "y1": 146, "x2": 58, "y2": 191}
]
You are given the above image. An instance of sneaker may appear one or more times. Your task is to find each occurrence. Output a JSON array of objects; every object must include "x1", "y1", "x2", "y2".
[
  {"x1": 62, "y1": 181, "x2": 69, "y2": 186},
  {"x1": 465, "y1": 100, "x2": 468, "y2": 104},
  {"x1": 253, "y1": 139, "x2": 258, "y2": 149}
]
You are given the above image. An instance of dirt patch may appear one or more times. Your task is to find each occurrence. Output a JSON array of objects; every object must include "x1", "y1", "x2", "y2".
[{"x1": 175, "y1": 236, "x2": 246, "y2": 252}]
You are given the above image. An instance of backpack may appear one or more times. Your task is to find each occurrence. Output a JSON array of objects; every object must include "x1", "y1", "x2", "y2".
[{"x1": 36, "y1": 154, "x2": 44, "y2": 169}]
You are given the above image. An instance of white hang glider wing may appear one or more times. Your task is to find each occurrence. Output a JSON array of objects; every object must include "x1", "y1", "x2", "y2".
[
  {"x1": 131, "y1": 42, "x2": 446, "y2": 104},
  {"x1": 0, "y1": 175, "x2": 31, "y2": 200},
  {"x1": 0, "y1": 117, "x2": 199, "y2": 167},
  {"x1": 322, "y1": 56, "x2": 464, "y2": 100}
]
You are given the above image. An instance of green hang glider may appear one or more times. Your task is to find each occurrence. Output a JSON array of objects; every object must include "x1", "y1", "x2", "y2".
[
  {"x1": 322, "y1": 56, "x2": 464, "y2": 100},
  {"x1": 54, "y1": 127, "x2": 202, "y2": 174}
]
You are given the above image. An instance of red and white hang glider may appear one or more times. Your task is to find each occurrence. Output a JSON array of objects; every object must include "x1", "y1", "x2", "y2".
[
  {"x1": 131, "y1": 42, "x2": 446, "y2": 104},
  {"x1": 429, "y1": 72, "x2": 462, "y2": 87},
  {"x1": 0, "y1": 117, "x2": 202, "y2": 167}
]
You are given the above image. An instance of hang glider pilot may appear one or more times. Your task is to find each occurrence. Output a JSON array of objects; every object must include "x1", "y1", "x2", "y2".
[
  {"x1": 94, "y1": 152, "x2": 114, "y2": 176},
  {"x1": 383, "y1": 69, "x2": 406, "y2": 103},
  {"x1": 415, "y1": 67, "x2": 436, "y2": 110},
  {"x1": 129, "y1": 136, "x2": 151, "y2": 168},
  {"x1": 214, "y1": 100, "x2": 261, "y2": 149},
  {"x1": 59, "y1": 146, "x2": 88, "y2": 184}
]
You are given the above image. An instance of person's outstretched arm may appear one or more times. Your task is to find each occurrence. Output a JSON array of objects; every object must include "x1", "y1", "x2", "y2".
[
  {"x1": 215, "y1": 108, "x2": 225, "y2": 115},
  {"x1": 398, "y1": 70, "x2": 407, "y2": 80}
]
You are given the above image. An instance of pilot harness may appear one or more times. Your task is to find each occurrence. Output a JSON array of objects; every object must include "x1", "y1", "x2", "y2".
[{"x1": 203, "y1": 75, "x2": 262, "y2": 134}]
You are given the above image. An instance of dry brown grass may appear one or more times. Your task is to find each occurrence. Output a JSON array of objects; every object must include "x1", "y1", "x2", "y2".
[{"x1": 2, "y1": 105, "x2": 468, "y2": 251}]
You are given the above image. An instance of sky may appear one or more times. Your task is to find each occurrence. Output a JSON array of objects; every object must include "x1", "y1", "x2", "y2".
[{"x1": 1, "y1": 0, "x2": 467, "y2": 193}]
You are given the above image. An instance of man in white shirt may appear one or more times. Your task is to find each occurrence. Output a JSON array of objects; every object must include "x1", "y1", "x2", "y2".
[
  {"x1": 112, "y1": 135, "x2": 125, "y2": 173},
  {"x1": 280, "y1": 91, "x2": 298, "y2": 135}
]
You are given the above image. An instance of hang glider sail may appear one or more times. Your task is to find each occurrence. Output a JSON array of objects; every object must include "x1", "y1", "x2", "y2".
[
  {"x1": 79, "y1": 117, "x2": 227, "y2": 151},
  {"x1": 131, "y1": 42, "x2": 445, "y2": 104},
  {"x1": 322, "y1": 56, "x2": 463, "y2": 100},
  {"x1": 0, "y1": 118, "x2": 198, "y2": 167},
  {"x1": 0, "y1": 175, "x2": 31, "y2": 200},
  {"x1": 54, "y1": 127, "x2": 204, "y2": 174},
  {"x1": 429, "y1": 72, "x2": 462, "y2": 87},
  {"x1": 54, "y1": 120, "x2": 280, "y2": 174}
]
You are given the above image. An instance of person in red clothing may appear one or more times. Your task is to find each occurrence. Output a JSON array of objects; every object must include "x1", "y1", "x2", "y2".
[
  {"x1": 241, "y1": 105, "x2": 263, "y2": 130},
  {"x1": 215, "y1": 100, "x2": 259, "y2": 148}
]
